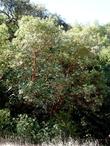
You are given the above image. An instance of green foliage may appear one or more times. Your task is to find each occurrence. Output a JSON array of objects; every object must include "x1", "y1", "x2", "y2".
[
  {"x1": 0, "y1": 15, "x2": 5, "y2": 24},
  {"x1": 13, "y1": 16, "x2": 61, "y2": 52},
  {"x1": 16, "y1": 114, "x2": 39, "y2": 141},
  {"x1": 0, "y1": 0, "x2": 69, "y2": 42},
  {"x1": 0, "y1": 11, "x2": 110, "y2": 145},
  {"x1": 0, "y1": 109, "x2": 10, "y2": 131},
  {"x1": 0, "y1": 0, "x2": 47, "y2": 19}
]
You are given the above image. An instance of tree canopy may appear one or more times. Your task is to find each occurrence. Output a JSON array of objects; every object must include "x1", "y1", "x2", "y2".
[{"x1": 0, "y1": 1, "x2": 110, "y2": 146}]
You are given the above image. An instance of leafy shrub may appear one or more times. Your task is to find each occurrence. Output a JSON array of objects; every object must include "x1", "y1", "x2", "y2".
[
  {"x1": 35, "y1": 120, "x2": 61, "y2": 143},
  {"x1": 16, "y1": 114, "x2": 40, "y2": 142},
  {"x1": 0, "y1": 109, "x2": 10, "y2": 132}
]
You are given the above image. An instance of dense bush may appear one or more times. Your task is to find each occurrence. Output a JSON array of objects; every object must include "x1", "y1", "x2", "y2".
[
  {"x1": 0, "y1": 109, "x2": 11, "y2": 133},
  {"x1": 0, "y1": 1, "x2": 110, "y2": 145},
  {"x1": 16, "y1": 114, "x2": 38, "y2": 142}
]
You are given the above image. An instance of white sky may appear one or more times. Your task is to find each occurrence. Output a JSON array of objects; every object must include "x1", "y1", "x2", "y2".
[{"x1": 31, "y1": 0, "x2": 110, "y2": 24}]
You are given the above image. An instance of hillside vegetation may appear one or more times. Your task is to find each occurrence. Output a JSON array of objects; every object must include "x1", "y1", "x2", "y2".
[{"x1": 0, "y1": 0, "x2": 110, "y2": 145}]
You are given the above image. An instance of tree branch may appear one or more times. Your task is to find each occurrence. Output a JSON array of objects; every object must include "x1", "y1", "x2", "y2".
[{"x1": 0, "y1": 10, "x2": 10, "y2": 19}]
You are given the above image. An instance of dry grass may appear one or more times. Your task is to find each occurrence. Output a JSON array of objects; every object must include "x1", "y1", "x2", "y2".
[{"x1": 0, "y1": 139, "x2": 99, "y2": 146}]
